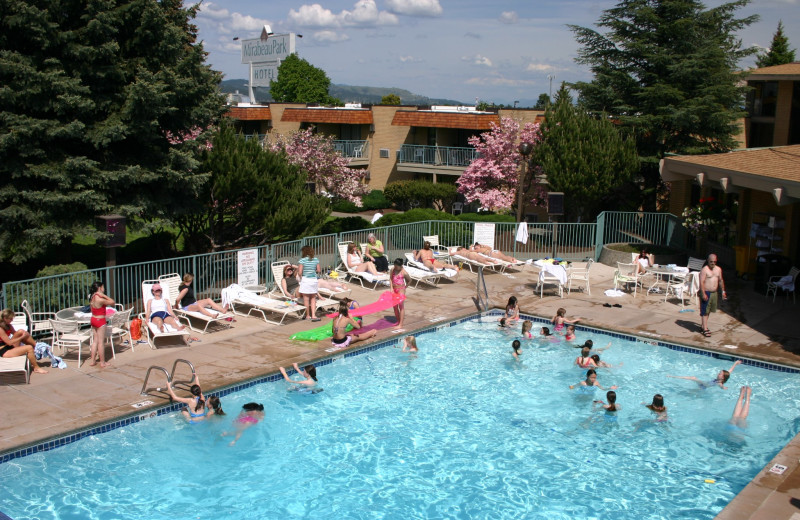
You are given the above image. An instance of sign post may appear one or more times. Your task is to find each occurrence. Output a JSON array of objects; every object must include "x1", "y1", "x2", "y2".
[{"x1": 241, "y1": 32, "x2": 296, "y2": 103}]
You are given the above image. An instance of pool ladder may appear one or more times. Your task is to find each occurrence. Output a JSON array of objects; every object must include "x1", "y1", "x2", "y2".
[
  {"x1": 140, "y1": 359, "x2": 197, "y2": 396},
  {"x1": 475, "y1": 266, "x2": 489, "y2": 311}
]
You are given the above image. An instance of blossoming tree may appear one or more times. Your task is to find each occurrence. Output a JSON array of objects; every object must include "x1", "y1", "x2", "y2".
[
  {"x1": 456, "y1": 117, "x2": 544, "y2": 217},
  {"x1": 268, "y1": 128, "x2": 370, "y2": 205}
]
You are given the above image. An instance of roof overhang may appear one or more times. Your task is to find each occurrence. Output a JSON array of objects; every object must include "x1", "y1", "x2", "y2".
[
  {"x1": 392, "y1": 111, "x2": 500, "y2": 130},
  {"x1": 281, "y1": 108, "x2": 373, "y2": 124},
  {"x1": 227, "y1": 106, "x2": 272, "y2": 121},
  {"x1": 660, "y1": 146, "x2": 800, "y2": 206}
]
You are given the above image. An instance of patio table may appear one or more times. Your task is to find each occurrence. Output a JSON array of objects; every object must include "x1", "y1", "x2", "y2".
[
  {"x1": 646, "y1": 265, "x2": 683, "y2": 295},
  {"x1": 55, "y1": 306, "x2": 115, "y2": 324}
]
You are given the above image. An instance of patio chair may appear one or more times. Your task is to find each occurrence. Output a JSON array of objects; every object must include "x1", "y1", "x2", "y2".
[
  {"x1": 404, "y1": 253, "x2": 459, "y2": 280},
  {"x1": 269, "y1": 261, "x2": 339, "y2": 312},
  {"x1": 158, "y1": 273, "x2": 233, "y2": 334},
  {"x1": 614, "y1": 262, "x2": 642, "y2": 298},
  {"x1": 766, "y1": 266, "x2": 799, "y2": 303},
  {"x1": 21, "y1": 300, "x2": 55, "y2": 341},
  {"x1": 337, "y1": 242, "x2": 390, "y2": 290},
  {"x1": 421, "y1": 235, "x2": 452, "y2": 257},
  {"x1": 140, "y1": 280, "x2": 190, "y2": 349},
  {"x1": 106, "y1": 307, "x2": 133, "y2": 356},
  {"x1": 0, "y1": 355, "x2": 29, "y2": 384},
  {"x1": 221, "y1": 283, "x2": 306, "y2": 325},
  {"x1": 665, "y1": 271, "x2": 699, "y2": 309},
  {"x1": 50, "y1": 319, "x2": 91, "y2": 365},
  {"x1": 534, "y1": 261, "x2": 568, "y2": 298},
  {"x1": 568, "y1": 259, "x2": 593, "y2": 295}
]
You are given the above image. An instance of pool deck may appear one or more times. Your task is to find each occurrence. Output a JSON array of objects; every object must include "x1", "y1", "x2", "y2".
[{"x1": 1, "y1": 262, "x2": 798, "y2": 519}]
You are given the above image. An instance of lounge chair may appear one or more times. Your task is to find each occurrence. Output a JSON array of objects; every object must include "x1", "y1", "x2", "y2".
[
  {"x1": 140, "y1": 280, "x2": 190, "y2": 349},
  {"x1": 0, "y1": 355, "x2": 29, "y2": 384},
  {"x1": 421, "y1": 235, "x2": 452, "y2": 259},
  {"x1": 221, "y1": 284, "x2": 306, "y2": 325},
  {"x1": 269, "y1": 261, "x2": 339, "y2": 312},
  {"x1": 473, "y1": 252, "x2": 529, "y2": 273},
  {"x1": 158, "y1": 274, "x2": 233, "y2": 334},
  {"x1": 337, "y1": 242, "x2": 390, "y2": 290},
  {"x1": 448, "y1": 248, "x2": 502, "y2": 273},
  {"x1": 404, "y1": 253, "x2": 459, "y2": 281}
]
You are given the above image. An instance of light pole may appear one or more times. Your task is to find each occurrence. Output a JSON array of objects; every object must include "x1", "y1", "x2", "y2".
[{"x1": 517, "y1": 142, "x2": 532, "y2": 222}]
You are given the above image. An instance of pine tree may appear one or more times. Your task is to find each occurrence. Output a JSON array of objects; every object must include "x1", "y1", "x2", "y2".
[
  {"x1": 570, "y1": 0, "x2": 758, "y2": 211},
  {"x1": 202, "y1": 122, "x2": 330, "y2": 250},
  {"x1": 533, "y1": 85, "x2": 640, "y2": 221},
  {"x1": 756, "y1": 21, "x2": 796, "y2": 68},
  {"x1": 0, "y1": 0, "x2": 225, "y2": 264}
]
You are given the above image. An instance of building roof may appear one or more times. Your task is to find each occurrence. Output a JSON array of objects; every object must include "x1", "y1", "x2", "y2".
[
  {"x1": 743, "y1": 62, "x2": 800, "y2": 81},
  {"x1": 280, "y1": 108, "x2": 373, "y2": 124},
  {"x1": 227, "y1": 106, "x2": 272, "y2": 121},
  {"x1": 660, "y1": 145, "x2": 800, "y2": 205},
  {"x1": 391, "y1": 110, "x2": 501, "y2": 130}
]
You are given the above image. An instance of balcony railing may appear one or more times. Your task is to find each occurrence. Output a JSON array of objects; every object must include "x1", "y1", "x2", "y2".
[
  {"x1": 398, "y1": 145, "x2": 479, "y2": 167},
  {"x1": 333, "y1": 140, "x2": 368, "y2": 159}
]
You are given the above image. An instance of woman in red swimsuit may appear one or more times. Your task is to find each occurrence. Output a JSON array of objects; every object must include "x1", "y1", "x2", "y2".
[{"x1": 88, "y1": 281, "x2": 115, "y2": 368}]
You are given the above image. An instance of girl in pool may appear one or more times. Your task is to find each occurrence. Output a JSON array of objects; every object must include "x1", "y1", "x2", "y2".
[
  {"x1": 570, "y1": 369, "x2": 617, "y2": 390},
  {"x1": 564, "y1": 325, "x2": 577, "y2": 342},
  {"x1": 667, "y1": 360, "x2": 741, "y2": 390},
  {"x1": 390, "y1": 258, "x2": 410, "y2": 328},
  {"x1": 402, "y1": 336, "x2": 418, "y2": 352},
  {"x1": 594, "y1": 390, "x2": 620, "y2": 412},
  {"x1": 540, "y1": 326, "x2": 552, "y2": 337},
  {"x1": 727, "y1": 386, "x2": 752, "y2": 434},
  {"x1": 591, "y1": 354, "x2": 620, "y2": 369},
  {"x1": 644, "y1": 394, "x2": 668, "y2": 421},
  {"x1": 551, "y1": 307, "x2": 579, "y2": 334},
  {"x1": 279, "y1": 362, "x2": 319, "y2": 390},
  {"x1": 511, "y1": 339, "x2": 522, "y2": 361},
  {"x1": 501, "y1": 296, "x2": 520, "y2": 322},
  {"x1": 575, "y1": 346, "x2": 597, "y2": 368},
  {"x1": 330, "y1": 301, "x2": 377, "y2": 350},
  {"x1": 521, "y1": 320, "x2": 533, "y2": 339},
  {"x1": 165, "y1": 377, "x2": 220, "y2": 424},
  {"x1": 222, "y1": 403, "x2": 264, "y2": 446}
]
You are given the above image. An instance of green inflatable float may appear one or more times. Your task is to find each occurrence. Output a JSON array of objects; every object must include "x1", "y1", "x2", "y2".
[{"x1": 290, "y1": 321, "x2": 355, "y2": 341}]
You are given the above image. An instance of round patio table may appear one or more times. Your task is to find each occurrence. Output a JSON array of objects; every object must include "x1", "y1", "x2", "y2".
[
  {"x1": 56, "y1": 306, "x2": 115, "y2": 323},
  {"x1": 646, "y1": 265, "x2": 683, "y2": 295}
]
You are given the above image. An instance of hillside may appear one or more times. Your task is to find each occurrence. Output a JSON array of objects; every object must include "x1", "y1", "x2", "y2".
[{"x1": 220, "y1": 79, "x2": 463, "y2": 106}]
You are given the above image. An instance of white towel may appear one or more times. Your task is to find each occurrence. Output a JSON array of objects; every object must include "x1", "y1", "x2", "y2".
[
  {"x1": 516, "y1": 222, "x2": 529, "y2": 244},
  {"x1": 604, "y1": 289, "x2": 626, "y2": 298},
  {"x1": 539, "y1": 263, "x2": 567, "y2": 285},
  {"x1": 777, "y1": 275, "x2": 795, "y2": 291}
]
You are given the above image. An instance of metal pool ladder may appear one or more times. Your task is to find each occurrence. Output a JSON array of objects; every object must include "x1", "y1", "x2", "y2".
[
  {"x1": 476, "y1": 266, "x2": 489, "y2": 311},
  {"x1": 140, "y1": 359, "x2": 197, "y2": 396}
]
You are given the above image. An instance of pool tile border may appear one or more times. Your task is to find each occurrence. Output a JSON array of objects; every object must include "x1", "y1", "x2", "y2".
[{"x1": 3, "y1": 309, "x2": 798, "y2": 465}]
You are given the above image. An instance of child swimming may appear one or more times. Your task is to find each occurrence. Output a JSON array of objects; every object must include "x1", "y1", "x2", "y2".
[
  {"x1": 402, "y1": 336, "x2": 418, "y2": 352},
  {"x1": 552, "y1": 307, "x2": 579, "y2": 334},
  {"x1": 644, "y1": 394, "x2": 668, "y2": 422},
  {"x1": 521, "y1": 320, "x2": 533, "y2": 339},
  {"x1": 511, "y1": 339, "x2": 522, "y2": 361},
  {"x1": 222, "y1": 402, "x2": 264, "y2": 446},
  {"x1": 667, "y1": 360, "x2": 741, "y2": 390},
  {"x1": 564, "y1": 325, "x2": 576, "y2": 342}
]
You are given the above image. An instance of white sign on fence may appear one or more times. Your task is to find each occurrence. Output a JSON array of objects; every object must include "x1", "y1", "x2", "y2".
[
  {"x1": 237, "y1": 249, "x2": 259, "y2": 287},
  {"x1": 473, "y1": 223, "x2": 496, "y2": 250}
]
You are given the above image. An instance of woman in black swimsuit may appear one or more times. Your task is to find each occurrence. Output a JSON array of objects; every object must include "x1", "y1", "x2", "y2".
[{"x1": 330, "y1": 301, "x2": 376, "y2": 349}]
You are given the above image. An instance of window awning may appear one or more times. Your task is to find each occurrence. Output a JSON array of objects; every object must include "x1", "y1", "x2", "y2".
[{"x1": 227, "y1": 106, "x2": 272, "y2": 121}]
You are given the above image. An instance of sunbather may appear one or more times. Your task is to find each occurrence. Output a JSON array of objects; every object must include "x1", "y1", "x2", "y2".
[
  {"x1": 413, "y1": 242, "x2": 459, "y2": 270},
  {"x1": 280, "y1": 264, "x2": 301, "y2": 299},
  {"x1": 449, "y1": 247, "x2": 502, "y2": 266},
  {"x1": 176, "y1": 273, "x2": 228, "y2": 317},
  {"x1": 471, "y1": 243, "x2": 520, "y2": 263},
  {"x1": 346, "y1": 243, "x2": 381, "y2": 276},
  {"x1": 146, "y1": 283, "x2": 185, "y2": 333},
  {"x1": 0, "y1": 309, "x2": 48, "y2": 374}
]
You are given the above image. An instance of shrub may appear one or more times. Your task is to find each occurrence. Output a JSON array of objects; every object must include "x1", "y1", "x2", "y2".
[
  {"x1": 331, "y1": 199, "x2": 360, "y2": 213},
  {"x1": 320, "y1": 216, "x2": 373, "y2": 235},
  {"x1": 5, "y1": 262, "x2": 95, "y2": 313},
  {"x1": 361, "y1": 190, "x2": 390, "y2": 211},
  {"x1": 36, "y1": 262, "x2": 90, "y2": 278},
  {"x1": 457, "y1": 213, "x2": 516, "y2": 223},
  {"x1": 384, "y1": 181, "x2": 457, "y2": 211},
  {"x1": 375, "y1": 208, "x2": 457, "y2": 227}
]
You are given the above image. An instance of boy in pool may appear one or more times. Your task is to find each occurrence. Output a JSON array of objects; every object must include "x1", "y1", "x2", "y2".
[
  {"x1": 222, "y1": 402, "x2": 264, "y2": 446},
  {"x1": 667, "y1": 360, "x2": 741, "y2": 390}
]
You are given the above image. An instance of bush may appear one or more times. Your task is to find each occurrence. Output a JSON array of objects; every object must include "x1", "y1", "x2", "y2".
[
  {"x1": 331, "y1": 199, "x2": 360, "y2": 213},
  {"x1": 320, "y1": 216, "x2": 373, "y2": 235},
  {"x1": 361, "y1": 190, "x2": 390, "y2": 211},
  {"x1": 5, "y1": 262, "x2": 95, "y2": 313},
  {"x1": 376, "y1": 208, "x2": 457, "y2": 227},
  {"x1": 457, "y1": 213, "x2": 516, "y2": 223},
  {"x1": 36, "y1": 262, "x2": 90, "y2": 278},
  {"x1": 384, "y1": 181, "x2": 457, "y2": 211}
]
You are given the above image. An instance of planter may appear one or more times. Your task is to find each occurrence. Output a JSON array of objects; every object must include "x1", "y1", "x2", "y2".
[{"x1": 599, "y1": 243, "x2": 688, "y2": 268}]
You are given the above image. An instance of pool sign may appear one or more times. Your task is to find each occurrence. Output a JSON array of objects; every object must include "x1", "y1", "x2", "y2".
[
  {"x1": 238, "y1": 249, "x2": 259, "y2": 287},
  {"x1": 241, "y1": 31, "x2": 297, "y2": 100}
]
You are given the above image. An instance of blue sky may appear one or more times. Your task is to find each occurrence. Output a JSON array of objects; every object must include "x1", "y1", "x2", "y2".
[{"x1": 194, "y1": 0, "x2": 799, "y2": 105}]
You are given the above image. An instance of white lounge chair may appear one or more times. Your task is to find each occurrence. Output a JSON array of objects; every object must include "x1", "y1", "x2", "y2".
[
  {"x1": 158, "y1": 273, "x2": 233, "y2": 334},
  {"x1": 404, "y1": 253, "x2": 459, "y2": 280},
  {"x1": 269, "y1": 261, "x2": 339, "y2": 312},
  {"x1": 140, "y1": 280, "x2": 190, "y2": 349},
  {"x1": 337, "y1": 242, "x2": 390, "y2": 290},
  {"x1": 0, "y1": 355, "x2": 29, "y2": 384},
  {"x1": 421, "y1": 235, "x2": 452, "y2": 258},
  {"x1": 447, "y1": 247, "x2": 502, "y2": 273},
  {"x1": 474, "y1": 252, "x2": 528, "y2": 273},
  {"x1": 222, "y1": 284, "x2": 306, "y2": 325}
]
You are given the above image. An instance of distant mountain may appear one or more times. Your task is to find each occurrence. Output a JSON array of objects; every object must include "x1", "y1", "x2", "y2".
[{"x1": 220, "y1": 79, "x2": 464, "y2": 106}]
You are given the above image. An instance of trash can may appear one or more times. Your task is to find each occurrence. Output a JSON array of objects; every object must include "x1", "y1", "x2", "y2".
[
  {"x1": 733, "y1": 246, "x2": 755, "y2": 276},
  {"x1": 754, "y1": 254, "x2": 792, "y2": 294}
]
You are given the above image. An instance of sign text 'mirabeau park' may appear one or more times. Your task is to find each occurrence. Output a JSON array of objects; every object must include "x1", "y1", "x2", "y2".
[{"x1": 240, "y1": 34, "x2": 295, "y2": 64}]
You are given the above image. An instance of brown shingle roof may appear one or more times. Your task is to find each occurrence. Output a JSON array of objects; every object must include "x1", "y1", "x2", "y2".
[
  {"x1": 743, "y1": 62, "x2": 800, "y2": 80},
  {"x1": 392, "y1": 111, "x2": 501, "y2": 130},
  {"x1": 664, "y1": 145, "x2": 800, "y2": 183},
  {"x1": 227, "y1": 106, "x2": 272, "y2": 121},
  {"x1": 281, "y1": 108, "x2": 373, "y2": 124}
]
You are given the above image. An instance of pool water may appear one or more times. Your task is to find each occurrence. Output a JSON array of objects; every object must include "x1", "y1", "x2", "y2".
[{"x1": 3, "y1": 316, "x2": 800, "y2": 520}]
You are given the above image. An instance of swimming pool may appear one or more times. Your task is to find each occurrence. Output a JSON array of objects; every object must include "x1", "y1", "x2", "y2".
[{"x1": 2, "y1": 314, "x2": 799, "y2": 520}]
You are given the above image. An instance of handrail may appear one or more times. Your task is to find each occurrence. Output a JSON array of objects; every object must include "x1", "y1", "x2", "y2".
[
  {"x1": 140, "y1": 366, "x2": 171, "y2": 396},
  {"x1": 170, "y1": 359, "x2": 196, "y2": 388},
  {"x1": 476, "y1": 266, "x2": 489, "y2": 311}
]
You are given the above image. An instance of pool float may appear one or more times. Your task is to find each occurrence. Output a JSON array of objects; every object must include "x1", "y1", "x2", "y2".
[
  {"x1": 290, "y1": 321, "x2": 354, "y2": 341},
  {"x1": 326, "y1": 291, "x2": 405, "y2": 319}
]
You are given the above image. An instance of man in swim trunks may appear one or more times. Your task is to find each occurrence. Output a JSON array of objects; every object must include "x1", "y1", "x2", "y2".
[
  {"x1": 698, "y1": 254, "x2": 727, "y2": 338},
  {"x1": 471, "y1": 243, "x2": 520, "y2": 263},
  {"x1": 414, "y1": 242, "x2": 459, "y2": 271}
]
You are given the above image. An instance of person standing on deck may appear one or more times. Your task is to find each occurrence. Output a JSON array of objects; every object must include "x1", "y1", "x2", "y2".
[{"x1": 699, "y1": 254, "x2": 727, "y2": 338}]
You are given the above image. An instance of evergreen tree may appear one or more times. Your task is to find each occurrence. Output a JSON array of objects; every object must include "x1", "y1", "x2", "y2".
[
  {"x1": 270, "y1": 54, "x2": 340, "y2": 105},
  {"x1": 533, "y1": 85, "x2": 640, "y2": 221},
  {"x1": 569, "y1": 0, "x2": 758, "y2": 211},
  {"x1": 756, "y1": 21, "x2": 796, "y2": 68},
  {"x1": 202, "y1": 122, "x2": 330, "y2": 249},
  {"x1": 0, "y1": 0, "x2": 225, "y2": 263}
]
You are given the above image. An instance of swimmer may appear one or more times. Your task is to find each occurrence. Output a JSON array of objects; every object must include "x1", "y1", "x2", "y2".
[
  {"x1": 521, "y1": 320, "x2": 533, "y2": 339},
  {"x1": 570, "y1": 369, "x2": 617, "y2": 390},
  {"x1": 499, "y1": 318, "x2": 508, "y2": 329},
  {"x1": 222, "y1": 402, "x2": 264, "y2": 446},
  {"x1": 511, "y1": 339, "x2": 522, "y2": 361},
  {"x1": 503, "y1": 296, "x2": 520, "y2": 322},
  {"x1": 166, "y1": 378, "x2": 218, "y2": 424},
  {"x1": 594, "y1": 390, "x2": 621, "y2": 412},
  {"x1": 552, "y1": 307, "x2": 579, "y2": 334},
  {"x1": 667, "y1": 360, "x2": 741, "y2": 390},
  {"x1": 279, "y1": 362, "x2": 318, "y2": 390},
  {"x1": 591, "y1": 354, "x2": 620, "y2": 369},
  {"x1": 575, "y1": 346, "x2": 597, "y2": 368},
  {"x1": 402, "y1": 335, "x2": 418, "y2": 352},
  {"x1": 643, "y1": 394, "x2": 668, "y2": 421},
  {"x1": 728, "y1": 386, "x2": 752, "y2": 433},
  {"x1": 540, "y1": 326, "x2": 552, "y2": 337},
  {"x1": 564, "y1": 324, "x2": 576, "y2": 342}
]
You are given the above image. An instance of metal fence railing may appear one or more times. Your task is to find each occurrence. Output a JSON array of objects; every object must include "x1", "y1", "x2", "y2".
[{"x1": 2, "y1": 213, "x2": 686, "y2": 314}]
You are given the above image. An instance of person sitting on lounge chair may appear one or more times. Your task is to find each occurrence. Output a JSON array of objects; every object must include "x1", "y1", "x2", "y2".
[
  {"x1": 176, "y1": 273, "x2": 229, "y2": 318},
  {"x1": 280, "y1": 264, "x2": 301, "y2": 300},
  {"x1": 471, "y1": 243, "x2": 520, "y2": 263},
  {"x1": 147, "y1": 284, "x2": 185, "y2": 333},
  {"x1": 414, "y1": 242, "x2": 459, "y2": 271},
  {"x1": 346, "y1": 243, "x2": 381, "y2": 276},
  {"x1": 0, "y1": 308, "x2": 48, "y2": 374}
]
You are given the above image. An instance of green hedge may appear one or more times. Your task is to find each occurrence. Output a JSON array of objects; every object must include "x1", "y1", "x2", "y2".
[
  {"x1": 384, "y1": 181, "x2": 457, "y2": 211},
  {"x1": 456, "y1": 212, "x2": 516, "y2": 223},
  {"x1": 320, "y1": 216, "x2": 373, "y2": 235},
  {"x1": 376, "y1": 208, "x2": 458, "y2": 227},
  {"x1": 331, "y1": 190, "x2": 390, "y2": 213}
]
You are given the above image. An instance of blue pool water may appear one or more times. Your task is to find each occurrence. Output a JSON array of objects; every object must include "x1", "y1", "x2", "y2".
[{"x1": 2, "y1": 315, "x2": 800, "y2": 520}]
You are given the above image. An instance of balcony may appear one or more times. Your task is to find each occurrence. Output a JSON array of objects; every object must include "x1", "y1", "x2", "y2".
[{"x1": 397, "y1": 144, "x2": 479, "y2": 177}]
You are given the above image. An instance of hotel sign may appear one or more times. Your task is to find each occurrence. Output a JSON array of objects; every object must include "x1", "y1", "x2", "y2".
[{"x1": 241, "y1": 33, "x2": 295, "y2": 64}]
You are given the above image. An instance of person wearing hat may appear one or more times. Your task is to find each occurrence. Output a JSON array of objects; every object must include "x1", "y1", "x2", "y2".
[
  {"x1": 365, "y1": 233, "x2": 389, "y2": 272},
  {"x1": 146, "y1": 283, "x2": 185, "y2": 333}
]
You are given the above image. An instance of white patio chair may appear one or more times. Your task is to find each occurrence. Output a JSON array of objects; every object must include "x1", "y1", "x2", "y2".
[
  {"x1": 568, "y1": 259, "x2": 594, "y2": 295},
  {"x1": 766, "y1": 266, "x2": 799, "y2": 303},
  {"x1": 50, "y1": 319, "x2": 91, "y2": 366},
  {"x1": 21, "y1": 300, "x2": 55, "y2": 341},
  {"x1": 106, "y1": 307, "x2": 133, "y2": 356},
  {"x1": 665, "y1": 271, "x2": 699, "y2": 309},
  {"x1": 614, "y1": 262, "x2": 641, "y2": 298},
  {"x1": 337, "y1": 242, "x2": 390, "y2": 290},
  {"x1": 535, "y1": 262, "x2": 567, "y2": 298}
]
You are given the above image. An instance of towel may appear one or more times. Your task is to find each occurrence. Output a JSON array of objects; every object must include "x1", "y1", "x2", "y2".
[
  {"x1": 777, "y1": 275, "x2": 795, "y2": 291},
  {"x1": 34, "y1": 341, "x2": 66, "y2": 369},
  {"x1": 516, "y1": 222, "x2": 529, "y2": 244},
  {"x1": 604, "y1": 289, "x2": 626, "y2": 298},
  {"x1": 538, "y1": 263, "x2": 567, "y2": 285}
]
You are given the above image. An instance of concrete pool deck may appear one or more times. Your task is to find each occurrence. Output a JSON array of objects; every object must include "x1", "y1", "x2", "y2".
[{"x1": 1, "y1": 262, "x2": 798, "y2": 519}]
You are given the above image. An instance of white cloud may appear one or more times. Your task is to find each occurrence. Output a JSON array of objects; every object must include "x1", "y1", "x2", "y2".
[
  {"x1": 289, "y1": 1, "x2": 398, "y2": 28},
  {"x1": 499, "y1": 11, "x2": 518, "y2": 24},
  {"x1": 462, "y1": 54, "x2": 492, "y2": 67},
  {"x1": 198, "y1": 2, "x2": 271, "y2": 37},
  {"x1": 385, "y1": 0, "x2": 443, "y2": 17},
  {"x1": 314, "y1": 30, "x2": 351, "y2": 43},
  {"x1": 526, "y1": 63, "x2": 557, "y2": 72},
  {"x1": 466, "y1": 76, "x2": 538, "y2": 87},
  {"x1": 399, "y1": 55, "x2": 422, "y2": 63}
]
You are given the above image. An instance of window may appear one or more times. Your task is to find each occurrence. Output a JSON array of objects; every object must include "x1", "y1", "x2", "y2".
[{"x1": 747, "y1": 81, "x2": 778, "y2": 118}]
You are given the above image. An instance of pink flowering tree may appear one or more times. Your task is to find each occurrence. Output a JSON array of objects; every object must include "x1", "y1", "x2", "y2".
[
  {"x1": 456, "y1": 117, "x2": 544, "y2": 217},
  {"x1": 268, "y1": 128, "x2": 369, "y2": 205}
]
